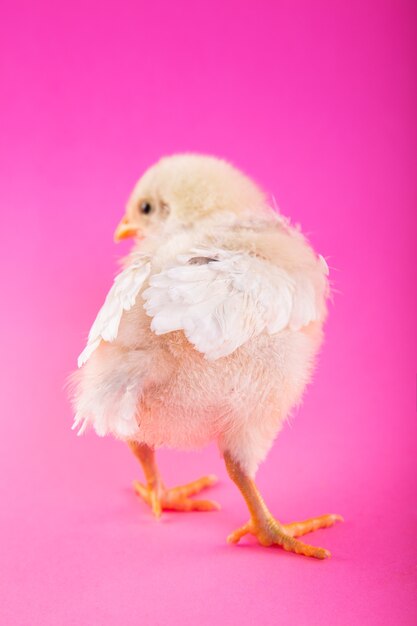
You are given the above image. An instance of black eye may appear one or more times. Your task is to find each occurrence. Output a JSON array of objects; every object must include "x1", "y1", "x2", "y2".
[{"x1": 140, "y1": 201, "x2": 153, "y2": 215}]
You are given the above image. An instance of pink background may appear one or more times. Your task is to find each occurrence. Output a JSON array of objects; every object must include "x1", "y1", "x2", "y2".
[{"x1": 1, "y1": 1, "x2": 416, "y2": 624}]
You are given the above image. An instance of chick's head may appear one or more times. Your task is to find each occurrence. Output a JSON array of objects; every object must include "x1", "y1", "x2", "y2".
[{"x1": 114, "y1": 154, "x2": 266, "y2": 242}]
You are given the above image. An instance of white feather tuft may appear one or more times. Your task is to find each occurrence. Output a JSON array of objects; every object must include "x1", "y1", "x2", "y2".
[{"x1": 78, "y1": 258, "x2": 150, "y2": 367}]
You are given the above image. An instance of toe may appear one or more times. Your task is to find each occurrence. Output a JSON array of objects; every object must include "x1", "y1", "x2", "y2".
[
  {"x1": 170, "y1": 475, "x2": 218, "y2": 499},
  {"x1": 282, "y1": 513, "x2": 344, "y2": 537},
  {"x1": 133, "y1": 480, "x2": 150, "y2": 504},
  {"x1": 133, "y1": 481, "x2": 162, "y2": 518},
  {"x1": 282, "y1": 535, "x2": 331, "y2": 559},
  {"x1": 150, "y1": 490, "x2": 162, "y2": 519},
  {"x1": 227, "y1": 522, "x2": 251, "y2": 544},
  {"x1": 165, "y1": 497, "x2": 220, "y2": 512}
]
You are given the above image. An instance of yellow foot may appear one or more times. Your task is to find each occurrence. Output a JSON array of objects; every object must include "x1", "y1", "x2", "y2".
[
  {"x1": 227, "y1": 513, "x2": 343, "y2": 559},
  {"x1": 133, "y1": 474, "x2": 220, "y2": 518}
]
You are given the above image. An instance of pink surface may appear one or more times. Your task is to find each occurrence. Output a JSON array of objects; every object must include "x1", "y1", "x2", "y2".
[{"x1": 1, "y1": 1, "x2": 416, "y2": 624}]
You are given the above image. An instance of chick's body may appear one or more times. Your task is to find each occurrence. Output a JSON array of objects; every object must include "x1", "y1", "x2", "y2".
[
  {"x1": 72, "y1": 155, "x2": 341, "y2": 558},
  {"x1": 76, "y1": 218, "x2": 325, "y2": 474}
]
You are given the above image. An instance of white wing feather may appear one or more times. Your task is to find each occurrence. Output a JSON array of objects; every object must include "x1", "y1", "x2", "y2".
[
  {"x1": 78, "y1": 258, "x2": 151, "y2": 367},
  {"x1": 143, "y1": 248, "x2": 324, "y2": 360}
]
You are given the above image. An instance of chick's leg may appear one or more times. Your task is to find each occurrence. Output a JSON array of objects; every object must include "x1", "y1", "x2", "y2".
[
  {"x1": 128, "y1": 441, "x2": 220, "y2": 518},
  {"x1": 224, "y1": 451, "x2": 342, "y2": 559}
]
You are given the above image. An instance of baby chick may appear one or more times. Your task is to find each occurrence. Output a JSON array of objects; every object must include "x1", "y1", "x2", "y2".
[{"x1": 72, "y1": 154, "x2": 342, "y2": 559}]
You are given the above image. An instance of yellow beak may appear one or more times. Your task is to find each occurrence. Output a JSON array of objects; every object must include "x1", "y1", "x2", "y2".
[{"x1": 114, "y1": 216, "x2": 140, "y2": 242}]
